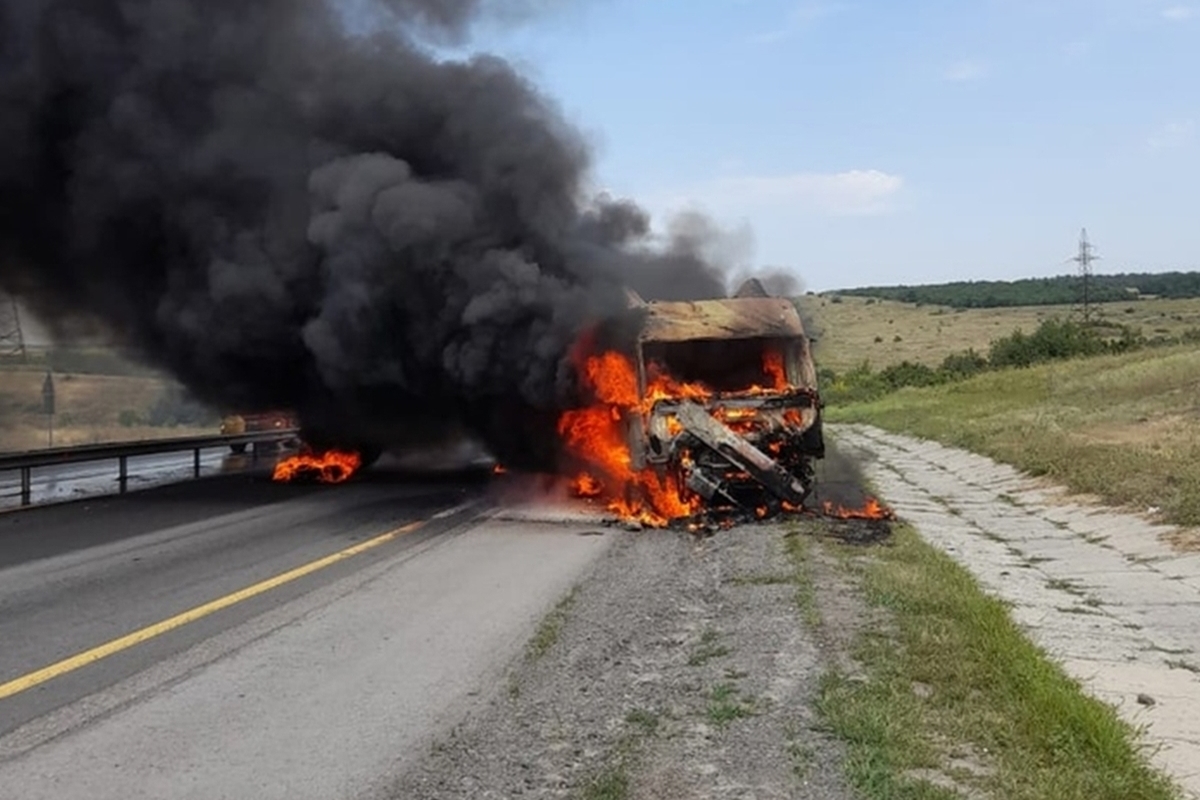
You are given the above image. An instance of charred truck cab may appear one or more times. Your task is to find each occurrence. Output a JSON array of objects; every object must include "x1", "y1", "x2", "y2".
[{"x1": 621, "y1": 280, "x2": 825, "y2": 513}]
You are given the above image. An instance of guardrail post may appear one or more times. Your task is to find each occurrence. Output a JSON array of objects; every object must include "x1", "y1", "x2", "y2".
[{"x1": 0, "y1": 429, "x2": 298, "y2": 510}]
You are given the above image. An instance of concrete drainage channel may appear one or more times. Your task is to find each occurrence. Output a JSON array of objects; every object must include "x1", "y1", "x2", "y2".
[{"x1": 834, "y1": 424, "x2": 1200, "y2": 798}]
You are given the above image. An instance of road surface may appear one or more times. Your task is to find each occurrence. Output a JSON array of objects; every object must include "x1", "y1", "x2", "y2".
[{"x1": 0, "y1": 469, "x2": 614, "y2": 800}]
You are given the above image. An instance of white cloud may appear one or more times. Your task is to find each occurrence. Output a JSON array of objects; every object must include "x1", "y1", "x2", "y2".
[
  {"x1": 1147, "y1": 120, "x2": 1195, "y2": 149},
  {"x1": 669, "y1": 169, "x2": 904, "y2": 217},
  {"x1": 944, "y1": 59, "x2": 987, "y2": 82},
  {"x1": 1162, "y1": 5, "x2": 1195, "y2": 20}
]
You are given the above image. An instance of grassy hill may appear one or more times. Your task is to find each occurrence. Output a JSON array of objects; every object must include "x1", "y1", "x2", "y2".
[
  {"x1": 834, "y1": 271, "x2": 1200, "y2": 308},
  {"x1": 0, "y1": 348, "x2": 218, "y2": 452},
  {"x1": 827, "y1": 344, "x2": 1200, "y2": 528},
  {"x1": 799, "y1": 294, "x2": 1200, "y2": 373}
]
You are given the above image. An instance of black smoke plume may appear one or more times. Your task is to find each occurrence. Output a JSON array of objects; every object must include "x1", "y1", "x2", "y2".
[{"x1": 0, "y1": 0, "x2": 766, "y2": 468}]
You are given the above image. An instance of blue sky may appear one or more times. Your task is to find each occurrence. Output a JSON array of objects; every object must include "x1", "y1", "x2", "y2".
[{"x1": 457, "y1": 0, "x2": 1198, "y2": 291}]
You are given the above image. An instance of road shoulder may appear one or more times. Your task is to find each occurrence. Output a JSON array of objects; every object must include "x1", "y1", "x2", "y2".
[
  {"x1": 838, "y1": 423, "x2": 1200, "y2": 798},
  {"x1": 387, "y1": 522, "x2": 855, "y2": 800}
]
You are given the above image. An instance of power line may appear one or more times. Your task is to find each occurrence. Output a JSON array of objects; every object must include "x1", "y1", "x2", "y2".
[
  {"x1": 1070, "y1": 228, "x2": 1100, "y2": 323},
  {"x1": 0, "y1": 292, "x2": 26, "y2": 361}
]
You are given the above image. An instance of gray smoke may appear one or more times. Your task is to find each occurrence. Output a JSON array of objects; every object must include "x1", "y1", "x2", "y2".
[{"x1": 0, "y1": 0, "x2": 761, "y2": 468}]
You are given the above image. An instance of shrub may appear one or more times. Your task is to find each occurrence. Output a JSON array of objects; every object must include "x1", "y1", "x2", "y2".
[
  {"x1": 879, "y1": 360, "x2": 942, "y2": 390},
  {"x1": 988, "y1": 318, "x2": 1107, "y2": 368}
]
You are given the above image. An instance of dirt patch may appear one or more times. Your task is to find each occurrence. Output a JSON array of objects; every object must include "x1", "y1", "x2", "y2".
[
  {"x1": 1069, "y1": 414, "x2": 1193, "y2": 449},
  {"x1": 385, "y1": 524, "x2": 855, "y2": 799},
  {"x1": 1158, "y1": 526, "x2": 1200, "y2": 552}
]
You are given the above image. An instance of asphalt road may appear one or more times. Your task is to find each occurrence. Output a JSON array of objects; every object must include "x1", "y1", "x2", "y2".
[{"x1": 0, "y1": 467, "x2": 614, "y2": 800}]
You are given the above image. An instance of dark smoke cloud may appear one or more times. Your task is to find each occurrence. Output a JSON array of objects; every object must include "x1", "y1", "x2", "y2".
[{"x1": 0, "y1": 0, "x2": 780, "y2": 468}]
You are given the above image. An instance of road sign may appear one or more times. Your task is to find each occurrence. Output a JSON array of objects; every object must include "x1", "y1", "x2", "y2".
[{"x1": 42, "y1": 371, "x2": 55, "y2": 416}]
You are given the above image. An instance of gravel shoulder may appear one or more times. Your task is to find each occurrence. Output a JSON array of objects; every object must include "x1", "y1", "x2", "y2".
[
  {"x1": 837, "y1": 423, "x2": 1200, "y2": 798},
  {"x1": 385, "y1": 521, "x2": 855, "y2": 800}
]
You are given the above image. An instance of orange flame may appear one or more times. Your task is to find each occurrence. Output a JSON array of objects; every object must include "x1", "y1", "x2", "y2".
[
  {"x1": 763, "y1": 349, "x2": 787, "y2": 390},
  {"x1": 821, "y1": 498, "x2": 895, "y2": 520},
  {"x1": 557, "y1": 346, "x2": 796, "y2": 527},
  {"x1": 272, "y1": 449, "x2": 362, "y2": 484},
  {"x1": 557, "y1": 351, "x2": 700, "y2": 526}
]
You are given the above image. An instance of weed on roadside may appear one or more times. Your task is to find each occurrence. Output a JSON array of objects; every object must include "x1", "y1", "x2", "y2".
[
  {"x1": 801, "y1": 523, "x2": 1182, "y2": 800},
  {"x1": 687, "y1": 628, "x2": 732, "y2": 667},
  {"x1": 526, "y1": 586, "x2": 579, "y2": 661},
  {"x1": 579, "y1": 766, "x2": 629, "y2": 800},
  {"x1": 576, "y1": 707, "x2": 662, "y2": 800},
  {"x1": 784, "y1": 530, "x2": 821, "y2": 628},
  {"x1": 706, "y1": 683, "x2": 756, "y2": 727}
]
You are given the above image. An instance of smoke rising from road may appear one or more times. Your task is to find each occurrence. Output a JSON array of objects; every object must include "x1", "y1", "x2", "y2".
[{"x1": 0, "y1": 0, "x2": 789, "y2": 468}]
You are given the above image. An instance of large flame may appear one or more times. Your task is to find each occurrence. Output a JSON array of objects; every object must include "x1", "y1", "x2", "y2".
[
  {"x1": 273, "y1": 449, "x2": 362, "y2": 484},
  {"x1": 556, "y1": 346, "x2": 792, "y2": 527}
]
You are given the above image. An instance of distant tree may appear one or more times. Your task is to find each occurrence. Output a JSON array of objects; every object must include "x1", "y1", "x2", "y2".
[{"x1": 836, "y1": 271, "x2": 1200, "y2": 309}]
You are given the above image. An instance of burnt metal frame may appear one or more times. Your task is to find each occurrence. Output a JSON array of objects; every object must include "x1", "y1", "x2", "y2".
[{"x1": 0, "y1": 430, "x2": 299, "y2": 507}]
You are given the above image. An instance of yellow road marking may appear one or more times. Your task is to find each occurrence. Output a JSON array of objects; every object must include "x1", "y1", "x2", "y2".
[{"x1": 0, "y1": 520, "x2": 425, "y2": 701}]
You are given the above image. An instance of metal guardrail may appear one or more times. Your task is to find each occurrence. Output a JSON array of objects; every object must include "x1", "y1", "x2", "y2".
[{"x1": 0, "y1": 429, "x2": 300, "y2": 507}]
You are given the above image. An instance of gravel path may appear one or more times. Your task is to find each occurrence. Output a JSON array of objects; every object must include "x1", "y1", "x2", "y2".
[
  {"x1": 384, "y1": 522, "x2": 853, "y2": 800},
  {"x1": 836, "y1": 423, "x2": 1200, "y2": 798}
]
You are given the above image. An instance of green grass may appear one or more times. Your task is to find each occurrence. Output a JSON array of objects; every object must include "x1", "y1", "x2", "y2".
[
  {"x1": 686, "y1": 628, "x2": 732, "y2": 666},
  {"x1": 803, "y1": 523, "x2": 1181, "y2": 800},
  {"x1": 526, "y1": 586, "x2": 579, "y2": 661},
  {"x1": 579, "y1": 767, "x2": 630, "y2": 800},
  {"x1": 784, "y1": 532, "x2": 821, "y2": 627},
  {"x1": 706, "y1": 682, "x2": 756, "y2": 726},
  {"x1": 827, "y1": 344, "x2": 1200, "y2": 526},
  {"x1": 575, "y1": 707, "x2": 662, "y2": 800}
]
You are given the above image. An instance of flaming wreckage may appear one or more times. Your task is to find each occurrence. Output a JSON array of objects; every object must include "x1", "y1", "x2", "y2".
[
  {"x1": 274, "y1": 278, "x2": 835, "y2": 527},
  {"x1": 556, "y1": 278, "x2": 827, "y2": 527}
]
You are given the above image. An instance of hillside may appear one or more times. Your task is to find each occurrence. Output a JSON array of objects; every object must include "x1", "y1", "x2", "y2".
[
  {"x1": 827, "y1": 343, "x2": 1200, "y2": 527},
  {"x1": 835, "y1": 271, "x2": 1200, "y2": 308},
  {"x1": 0, "y1": 348, "x2": 218, "y2": 452},
  {"x1": 798, "y1": 294, "x2": 1200, "y2": 373}
]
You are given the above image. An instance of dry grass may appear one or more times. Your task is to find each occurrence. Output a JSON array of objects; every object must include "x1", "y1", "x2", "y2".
[
  {"x1": 799, "y1": 295, "x2": 1200, "y2": 372},
  {"x1": 828, "y1": 344, "x2": 1200, "y2": 526},
  {"x1": 0, "y1": 362, "x2": 217, "y2": 452}
]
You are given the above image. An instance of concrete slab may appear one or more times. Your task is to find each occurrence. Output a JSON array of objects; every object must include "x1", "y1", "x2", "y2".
[
  {"x1": 835, "y1": 424, "x2": 1200, "y2": 799},
  {"x1": 1149, "y1": 554, "x2": 1200, "y2": 581}
]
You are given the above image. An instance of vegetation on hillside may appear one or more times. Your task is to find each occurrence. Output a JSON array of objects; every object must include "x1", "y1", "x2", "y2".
[
  {"x1": 826, "y1": 344, "x2": 1200, "y2": 527},
  {"x1": 833, "y1": 272, "x2": 1200, "y2": 309},
  {"x1": 818, "y1": 316, "x2": 1192, "y2": 405}
]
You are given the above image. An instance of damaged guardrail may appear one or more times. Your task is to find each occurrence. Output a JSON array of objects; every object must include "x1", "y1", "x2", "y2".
[{"x1": 0, "y1": 429, "x2": 299, "y2": 507}]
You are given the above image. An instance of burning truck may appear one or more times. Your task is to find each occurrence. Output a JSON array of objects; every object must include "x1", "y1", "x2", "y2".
[
  {"x1": 556, "y1": 279, "x2": 826, "y2": 527},
  {"x1": 274, "y1": 277, "x2": 831, "y2": 528}
]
